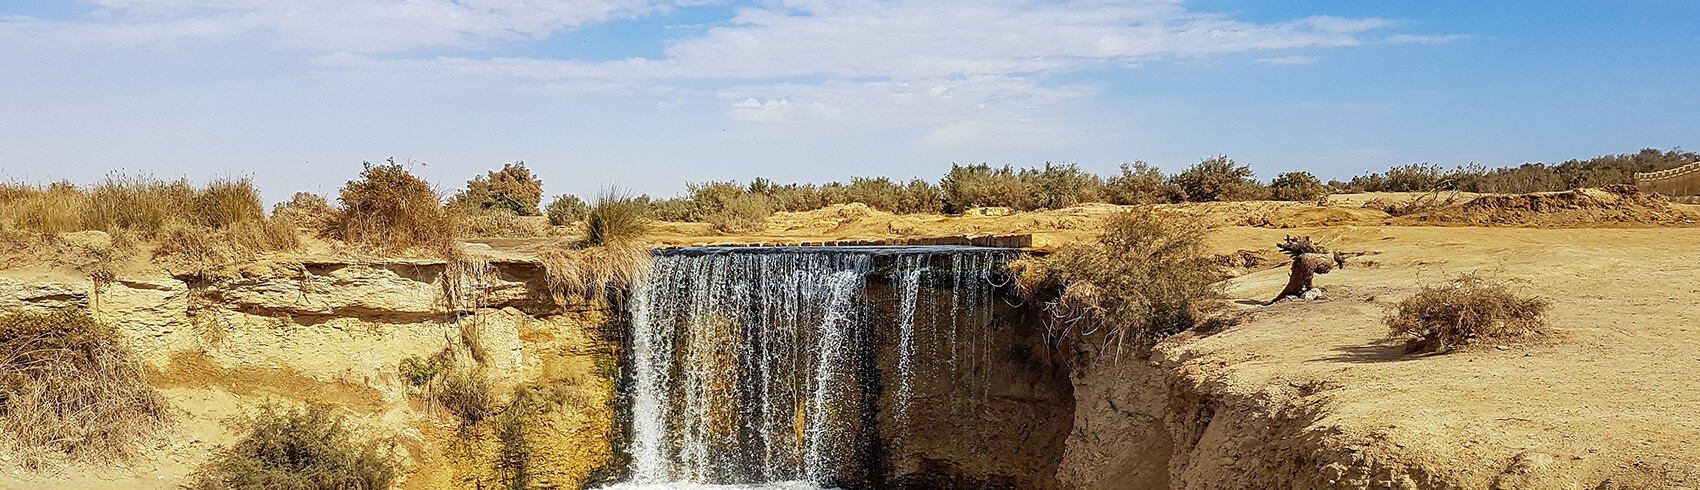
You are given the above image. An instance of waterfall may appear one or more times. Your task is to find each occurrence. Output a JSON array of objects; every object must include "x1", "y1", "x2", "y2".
[{"x1": 610, "y1": 246, "x2": 1013, "y2": 489}]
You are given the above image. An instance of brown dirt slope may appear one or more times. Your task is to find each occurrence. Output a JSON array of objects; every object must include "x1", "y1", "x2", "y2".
[{"x1": 1404, "y1": 185, "x2": 1699, "y2": 227}]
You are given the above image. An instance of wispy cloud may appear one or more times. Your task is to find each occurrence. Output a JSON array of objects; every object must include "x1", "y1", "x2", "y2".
[{"x1": 1, "y1": 0, "x2": 1414, "y2": 149}]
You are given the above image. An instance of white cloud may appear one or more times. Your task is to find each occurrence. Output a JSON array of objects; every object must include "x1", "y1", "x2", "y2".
[{"x1": 2, "y1": 0, "x2": 1416, "y2": 150}]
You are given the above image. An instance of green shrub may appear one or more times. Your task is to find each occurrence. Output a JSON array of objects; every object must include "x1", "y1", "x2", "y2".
[
  {"x1": 940, "y1": 163, "x2": 1034, "y2": 212},
  {"x1": 544, "y1": 194, "x2": 588, "y2": 226},
  {"x1": 452, "y1": 163, "x2": 544, "y2": 216},
  {"x1": 584, "y1": 188, "x2": 649, "y2": 246},
  {"x1": 1022, "y1": 162, "x2": 1104, "y2": 209},
  {"x1": 1103, "y1": 161, "x2": 1180, "y2": 205},
  {"x1": 399, "y1": 355, "x2": 443, "y2": 387},
  {"x1": 337, "y1": 161, "x2": 453, "y2": 252},
  {"x1": 1385, "y1": 275, "x2": 1550, "y2": 352},
  {"x1": 1269, "y1": 171, "x2": 1329, "y2": 202},
  {"x1": 187, "y1": 404, "x2": 398, "y2": 490},
  {"x1": 1007, "y1": 210, "x2": 1227, "y2": 348},
  {"x1": 641, "y1": 196, "x2": 694, "y2": 222},
  {"x1": 1169, "y1": 156, "x2": 1269, "y2": 202}
]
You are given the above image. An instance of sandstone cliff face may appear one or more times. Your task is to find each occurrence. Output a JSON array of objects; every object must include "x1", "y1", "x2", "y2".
[{"x1": 0, "y1": 259, "x2": 617, "y2": 490}]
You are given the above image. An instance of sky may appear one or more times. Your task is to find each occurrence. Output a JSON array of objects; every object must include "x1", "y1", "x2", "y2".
[{"x1": 1, "y1": 0, "x2": 1696, "y2": 204}]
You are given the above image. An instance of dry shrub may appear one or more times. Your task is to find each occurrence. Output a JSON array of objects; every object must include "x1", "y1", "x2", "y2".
[
  {"x1": 1362, "y1": 189, "x2": 1460, "y2": 216},
  {"x1": 0, "y1": 308, "x2": 169, "y2": 465},
  {"x1": 187, "y1": 404, "x2": 398, "y2": 490},
  {"x1": 1009, "y1": 209, "x2": 1228, "y2": 349},
  {"x1": 704, "y1": 192, "x2": 772, "y2": 233},
  {"x1": 584, "y1": 188, "x2": 649, "y2": 246},
  {"x1": 271, "y1": 192, "x2": 339, "y2": 234},
  {"x1": 537, "y1": 243, "x2": 652, "y2": 305},
  {"x1": 451, "y1": 207, "x2": 549, "y2": 238},
  {"x1": 1386, "y1": 275, "x2": 1550, "y2": 352},
  {"x1": 438, "y1": 368, "x2": 496, "y2": 423},
  {"x1": 337, "y1": 161, "x2": 454, "y2": 253}
]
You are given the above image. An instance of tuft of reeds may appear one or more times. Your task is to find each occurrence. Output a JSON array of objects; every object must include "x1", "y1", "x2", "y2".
[
  {"x1": 0, "y1": 308, "x2": 170, "y2": 466},
  {"x1": 583, "y1": 188, "x2": 649, "y2": 246},
  {"x1": 536, "y1": 243, "x2": 652, "y2": 305},
  {"x1": 1386, "y1": 274, "x2": 1550, "y2": 352},
  {"x1": 186, "y1": 404, "x2": 398, "y2": 490}
]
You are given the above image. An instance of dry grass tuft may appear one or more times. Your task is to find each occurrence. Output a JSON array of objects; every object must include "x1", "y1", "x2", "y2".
[
  {"x1": 0, "y1": 308, "x2": 170, "y2": 466},
  {"x1": 187, "y1": 404, "x2": 398, "y2": 490},
  {"x1": 438, "y1": 368, "x2": 496, "y2": 423},
  {"x1": 537, "y1": 243, "x2": 652, "y2": 305},
  {"x1": 1386, "y1": 274, "x2": 1551, "y2": 352},
  {"x1": 271, "y1": 192, "x2": 339, "y2": 234},
  {"x1": 1009, "y1": 209, "x2": 1228, "y2": 350}
]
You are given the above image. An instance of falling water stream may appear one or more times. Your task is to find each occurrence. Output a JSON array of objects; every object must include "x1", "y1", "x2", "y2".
[{"x1": 600, "y1": 246, "x2": 1014, "y2": 490}]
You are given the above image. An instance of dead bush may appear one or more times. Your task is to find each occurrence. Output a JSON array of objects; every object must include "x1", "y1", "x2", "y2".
[
  {"x1": 1386, "y1": 274, "x2": 1550, "y2": 352},
  {"x1": 271, "y1": 192, "x2": 339, "y2": 234},
  {"x1": 0, "y1": 308, "x2": 170, "y2": 465},
  {"x1": 337, "y1": 161, "x2": 454, "y2": 253},
  {"x1": 187, "y1": 404, "x2": 398, "y2": 490},
  {"x1": 451, "y1": 207, "x2": 549, "y2": 238},
  {"x1": 1009, "y1": 209, "x2": 1228, "y2": 349},
  {"x1": 537, "y1": 243, "x2": 651, "y2": 305},
  {"x1": 1362, "y1": 189, "x2": 1460, "y2": 216},
  {"x1": 438, "y1": 368, "x2": 496, "y2": 423}
]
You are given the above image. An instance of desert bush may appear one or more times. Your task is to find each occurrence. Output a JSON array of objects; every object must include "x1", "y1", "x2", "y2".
[
  {"x1": 81, "y1": 174, "x2": 196, "y2": 235},
  {"x1": 1360, "y1": 189, "x2": 1460, "y2": 217},
  {"x1": 1103, "y1": 161, "x2": 1179, "y2": 205},
  {"x1": 941, "y1": 163, "x2": 1034, "y2": 212},
  {"x1": 451, "y1": 207, "x2": 548, "y2": 238},
  {"x1": 452, "y1": 163, "x2": 544, "y2": 217},
  {"x1": 187, "y1": 404, "x2": 398, "y2": 490},
  {"x1": 1269, "y1": 171, "x2": 1329, "y2": 202},
  {"x1": 1469, "y1": 163, "x2": 1566, "y2": 194},
  {"x1": 544, "y1": 194, "x2": 588, "y2": 226},
  {"x1": 1008, "y1": 209, "x2": 1227, "y2": 349},
  {"x1": 584, "y1": 188, "x2": 649, "y2": 246},
  {"x1": 438, "y1": 368, "x2": 496, "y2": 423},
  {"x1": 337, "y1": 161, "x2": 453, "y2": 253},
  {"x1": 641, "y1": 196, "x2": 694, "y2": 222},
  {"x1": 754, "y1": 180, "x2": 828, "y2": 212},
  {"x1": 272, "y1": 192, "x2": 339, "y2": 233},
  {"x1": 1385, "y1": 275, "x2": 1550, "y2": 352},
  {"x1": 399, "y1": 355, "x2": 444, "y2": 387},
  {"x1": 1022, "y1": 162, "x2": 1104, "y2": 209},
  {"x1": 1169, "y1": 156, "x2": 1269, "y2": 202},
  {"x1": 1552, "y1": 147, "x2": 1700, "y2": 188},
  {"x1": 0, "y1": 308, "x2": 170, "y2": 464},
  {"x1": 704, "y1": 192, "x2": 773, "y2": 233}
]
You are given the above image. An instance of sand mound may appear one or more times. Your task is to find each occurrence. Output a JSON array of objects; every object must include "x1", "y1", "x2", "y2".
[{"x1": 1405, "y1": 185, "x2": 1699, "y2": 226}]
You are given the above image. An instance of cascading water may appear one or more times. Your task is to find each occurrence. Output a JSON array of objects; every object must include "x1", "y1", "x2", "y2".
[{"x1": 603, "y1": 246, "x2": 1014, "y2": 490}]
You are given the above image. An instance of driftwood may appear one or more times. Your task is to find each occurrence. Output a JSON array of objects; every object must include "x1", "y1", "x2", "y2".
[{"x1": 1270, "y1": 235, "x2": 1345, "y2": 304}]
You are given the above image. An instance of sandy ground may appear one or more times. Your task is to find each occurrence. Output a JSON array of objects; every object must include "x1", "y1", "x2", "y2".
[{"x1": 1188, "y1": 225, "x2": 1700, "y2": 487}]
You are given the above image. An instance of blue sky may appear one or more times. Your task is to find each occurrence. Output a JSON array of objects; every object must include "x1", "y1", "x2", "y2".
[{"x1": 1, "y1": 0, "x2": 1695, "y2": 203}]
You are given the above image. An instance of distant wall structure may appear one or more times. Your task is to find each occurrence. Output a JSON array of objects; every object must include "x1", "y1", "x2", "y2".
[{"x1": 1636, "y1": 162, "x2": 1700, "y2": 197}]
